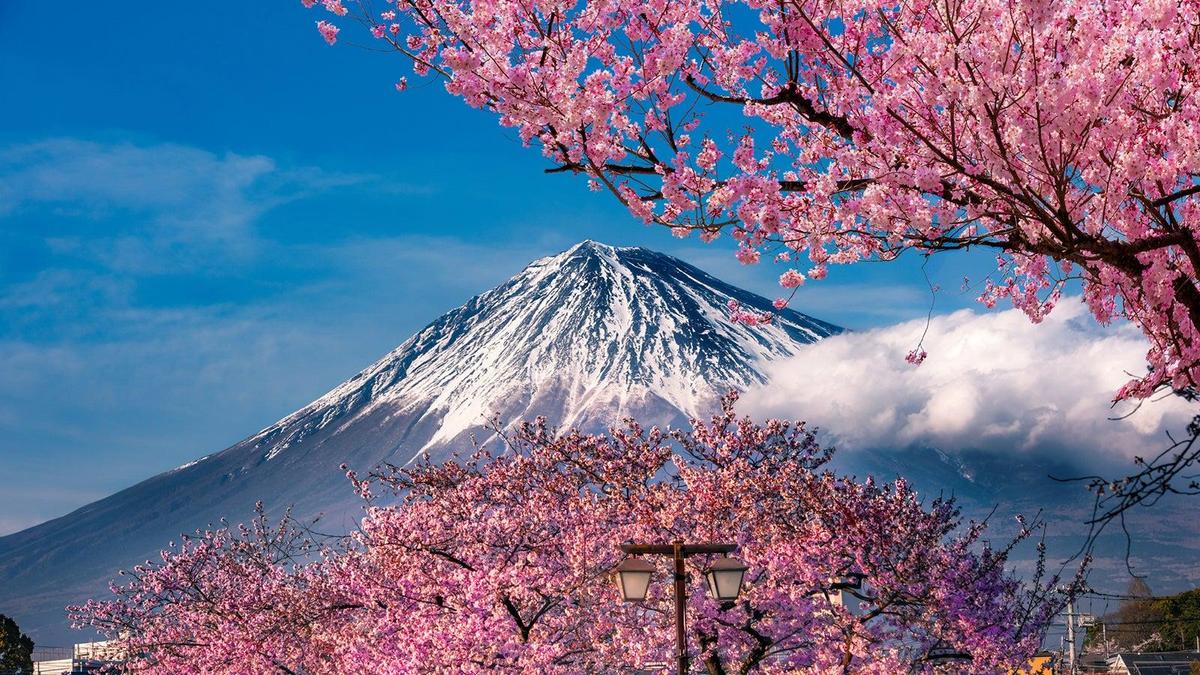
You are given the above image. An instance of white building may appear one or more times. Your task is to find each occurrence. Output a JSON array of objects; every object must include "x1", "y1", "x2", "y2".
[{"x1": 31, "y1": 640, "x2": 122, "y2": 675}]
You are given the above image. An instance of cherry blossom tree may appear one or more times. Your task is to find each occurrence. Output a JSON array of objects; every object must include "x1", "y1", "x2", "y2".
[
  {"x1": 72, "y1": 397, "x2": 1075, "y2": 673},
  {"x1": 301, "y1": 0, "x2": 1200, "y2": 401}
]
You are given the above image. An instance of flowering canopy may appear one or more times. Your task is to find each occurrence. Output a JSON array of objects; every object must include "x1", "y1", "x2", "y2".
[
  {"x1": 72, "y1": 397, "x2": 1073, "y2": 673},
  {"x1": 302, "y1": 0, "x2": 1200, "y2": 399}
]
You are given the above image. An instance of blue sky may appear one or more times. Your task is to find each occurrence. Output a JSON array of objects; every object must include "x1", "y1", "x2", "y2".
[{"x1": 0, "y1": 1, "x2": 1007, "y2": 533}]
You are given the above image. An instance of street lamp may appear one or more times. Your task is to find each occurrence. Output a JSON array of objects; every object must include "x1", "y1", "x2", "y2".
[
  {"x1": 703, "y1": 556, "x2": 748, "y2": 602},
  {"x1": 923, "y1": 639, "x2": 973, "y2": 667},
  {"x1": 613, "y1": 542, "x2": 747, "y2": 674},
  {"x1": 614, "y1": 557, "x2": 656, "y2": 602}
]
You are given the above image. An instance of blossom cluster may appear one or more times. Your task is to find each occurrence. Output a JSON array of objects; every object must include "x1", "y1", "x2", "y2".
[
  {"x1": 302, "y1": 0, "x2": 1200, "y2": 399},
  {"x1": 72, "y1": 396, "x2": 1073, "y2": 673}
]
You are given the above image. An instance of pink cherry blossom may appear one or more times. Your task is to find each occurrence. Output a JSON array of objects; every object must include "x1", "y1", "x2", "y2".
[
  {"x1": 315, "y1": 20, "x2": 339, "y2": 45},
  {"x1": 779, "y1": 270, "x2": 805, "y2": 289},
  {"x1": 72, "y1": 396, "x2": 1076, "y2": 673},
  {"x1": 298, "y1": 0, "x2": 1200, "y2": 400}
]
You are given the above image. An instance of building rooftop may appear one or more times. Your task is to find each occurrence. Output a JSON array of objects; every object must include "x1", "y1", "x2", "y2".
[{"x1": 1111, "y1": 651, "x2": 1200, "y2": 675}]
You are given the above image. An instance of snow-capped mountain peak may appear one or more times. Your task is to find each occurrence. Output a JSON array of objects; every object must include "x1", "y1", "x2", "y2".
[{"x1": 247, "y1": 240, "x2": 840, "y2": 462}]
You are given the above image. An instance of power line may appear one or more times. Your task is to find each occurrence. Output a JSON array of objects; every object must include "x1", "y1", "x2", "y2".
[
  {"x1": 1084, "y1": 618, "x2": 1200, "y2": 627},
  {"x1": 1080, "y1": 590, "x2": 1187, "y2": 602}
]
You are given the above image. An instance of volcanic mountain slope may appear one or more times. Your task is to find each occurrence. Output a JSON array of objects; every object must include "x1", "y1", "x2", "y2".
[{"x1": 0, "y1": 240, "x2": 841, "y2": 643}]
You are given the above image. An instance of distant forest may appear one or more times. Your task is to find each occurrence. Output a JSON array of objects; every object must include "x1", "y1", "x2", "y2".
[{"x1": 1085, "y1": 580, "x2": 1200, "y2": 653}]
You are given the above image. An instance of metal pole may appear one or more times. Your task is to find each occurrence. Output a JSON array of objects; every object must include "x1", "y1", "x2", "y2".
[
  {"x1": 673, "y1": 542, "x2": 689, "y2": 675},
  {"x1": 620, "y1": 542, "x2": 734, "y2": 674},
  {"x1": 1065, "y1": 597, "x2": 1076, "y2": 674}
]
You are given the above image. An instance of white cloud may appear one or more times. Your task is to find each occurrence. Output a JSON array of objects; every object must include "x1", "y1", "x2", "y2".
[
  {"x1": 1, "y1": 139, "x2": 273, "y2": 226},
  {"x1": 741, "y1": 300, "x2": 1196, "y2": 465},
  {"x1": 0, "y1": 138, "x2": 365, "y2": 271}
]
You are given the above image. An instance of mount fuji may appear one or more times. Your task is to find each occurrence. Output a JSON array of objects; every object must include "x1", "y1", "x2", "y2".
[{"x1": 0, "y1": 241, "x2": 841, "y2": 643}]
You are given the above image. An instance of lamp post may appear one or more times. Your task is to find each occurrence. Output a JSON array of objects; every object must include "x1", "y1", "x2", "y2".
[
  {"x1": 613, "y1": 542, "x2": 747, "y2": 674},
  {"x1": 922, "y1": 639, "x2": 973, "y2": 669}
]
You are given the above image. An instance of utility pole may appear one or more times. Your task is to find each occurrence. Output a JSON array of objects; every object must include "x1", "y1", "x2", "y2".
[{"x1": 1064, "y1": 596, "x2": 1077, "y2": 674}]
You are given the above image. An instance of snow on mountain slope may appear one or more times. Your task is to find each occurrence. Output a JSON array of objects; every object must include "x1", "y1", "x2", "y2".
[
  {"x1": 248, "y1": 240, "x2": 837, "y2": 460},
  {"x1": 0, "y1": 240, "x2": 840, "y2": 644}
]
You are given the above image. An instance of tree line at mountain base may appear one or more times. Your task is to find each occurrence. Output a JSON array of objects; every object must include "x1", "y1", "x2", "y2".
[
  {"x1": 1085, "y1": 579, "x2": 1200, "y2": 655},
  {"x1": 0, "y1": 614, "x2": 34, "y2": 675}
]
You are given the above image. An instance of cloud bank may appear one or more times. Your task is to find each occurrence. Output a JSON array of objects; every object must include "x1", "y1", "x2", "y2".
[{"x1": 742, "y1": 301, "x2": 1195, "y2": 465}]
